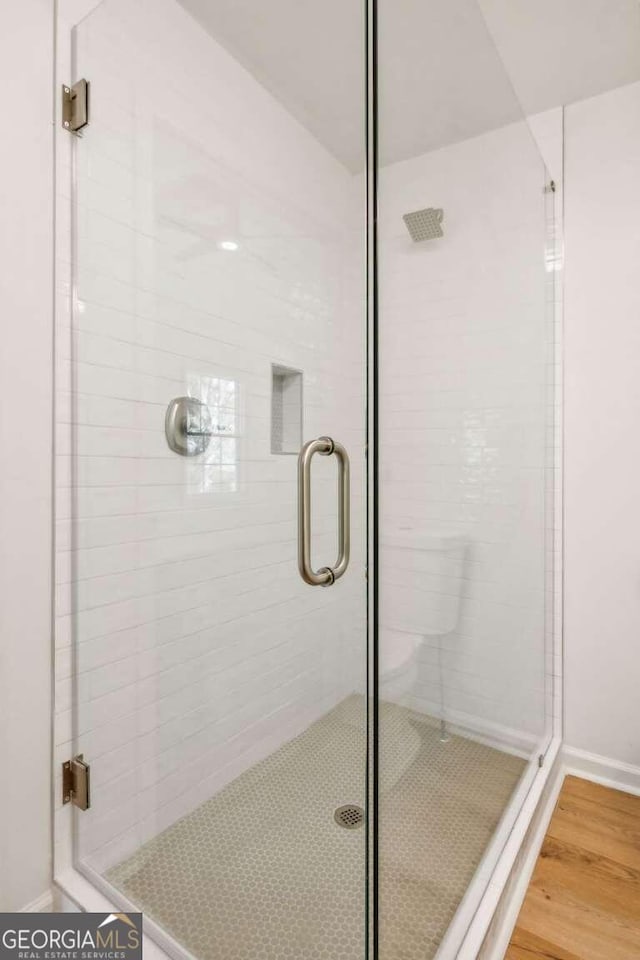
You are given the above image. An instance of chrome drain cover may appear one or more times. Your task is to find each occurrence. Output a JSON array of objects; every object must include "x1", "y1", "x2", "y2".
[{"x1": 334, "y1": 804, "x2": 365, "y2": 829}]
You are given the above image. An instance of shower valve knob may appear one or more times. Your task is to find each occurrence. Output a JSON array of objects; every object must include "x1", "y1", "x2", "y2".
[{"x1": 165, "y1": 397, "x2": 213, "y2": 456}]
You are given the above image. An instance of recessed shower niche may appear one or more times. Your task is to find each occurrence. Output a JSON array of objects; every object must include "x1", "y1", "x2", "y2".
[{"x1": 271, "y1": 364, "x2": 303, "y2": 455}]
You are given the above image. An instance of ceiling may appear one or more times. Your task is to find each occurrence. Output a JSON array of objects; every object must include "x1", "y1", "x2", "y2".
[
  {"x1": 178, "y1": 0, "x2": 640, "y2": 171},
  {"x1": 478, "y1": 0, "x2": 640, "y2": 116}
]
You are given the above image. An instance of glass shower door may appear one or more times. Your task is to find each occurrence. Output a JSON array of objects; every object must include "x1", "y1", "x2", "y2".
[
  {"x1": 374, "y1": 1, "x2": 558, "y2": 957},
  {"x1": 61, "y1": 1, "x2": 368, "y2": 957},
  {"x1": 58, "y1": 1, "x2": 561, "y2": 957}
]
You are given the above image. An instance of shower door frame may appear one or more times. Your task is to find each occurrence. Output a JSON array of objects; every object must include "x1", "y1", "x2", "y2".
[{"x1": 51, "y1": 2, "x2": 564, "y2": 958}]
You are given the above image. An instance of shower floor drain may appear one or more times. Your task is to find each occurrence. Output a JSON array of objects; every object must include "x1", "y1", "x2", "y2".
[{"x1": 334, "y1": 804, "x2": 365, "y2": 829}]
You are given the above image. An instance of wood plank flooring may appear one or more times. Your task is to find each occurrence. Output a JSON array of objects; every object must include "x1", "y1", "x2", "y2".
[{"x1": 505, "y1": 775, "x2": 640, "y2": 960}]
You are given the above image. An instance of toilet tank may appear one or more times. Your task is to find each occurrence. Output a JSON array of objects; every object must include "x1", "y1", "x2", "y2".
[{"x1": 382, "y1": 528, "x2": 466, "y2": 637}]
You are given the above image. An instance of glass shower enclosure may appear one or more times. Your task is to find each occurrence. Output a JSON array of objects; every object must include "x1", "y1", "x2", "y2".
[{"x1": 54, "y1": 0, "x2": 558, "y2": 958}]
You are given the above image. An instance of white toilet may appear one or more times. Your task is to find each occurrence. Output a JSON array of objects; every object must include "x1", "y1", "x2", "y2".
[{"x1": 379, "y1": 528, "x2": 466, "y2": 787}]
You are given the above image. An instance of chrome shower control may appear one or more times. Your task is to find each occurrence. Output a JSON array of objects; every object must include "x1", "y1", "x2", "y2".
[{"x1": 165, "y1": 397, "x2": 213, "y2": 456}]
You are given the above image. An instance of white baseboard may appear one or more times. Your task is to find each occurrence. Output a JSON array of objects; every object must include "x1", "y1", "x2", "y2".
[
  {"x1": 563, "y1": 745, "x2": 640, "y2": 796},
  {"x1": 21, "y1": 890, "x2": 54, "y2": 913}
]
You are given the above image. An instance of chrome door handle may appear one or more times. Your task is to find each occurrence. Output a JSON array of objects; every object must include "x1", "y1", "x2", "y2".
[{"x1": 298, "y1": 436, "x2": 350, "y2": 586}]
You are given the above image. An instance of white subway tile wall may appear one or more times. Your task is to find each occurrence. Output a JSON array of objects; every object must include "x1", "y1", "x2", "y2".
[
  {"x1": 378, "y1": 121, "x2": 558, "y2": 750},
  {"x1": 55, "y1": 0, "x2": 366, "y2": 873}
]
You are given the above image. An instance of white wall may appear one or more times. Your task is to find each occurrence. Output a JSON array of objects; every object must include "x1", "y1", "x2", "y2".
[
  {"x1": 54, "y1": 0, "x2": 365, "y2": 874},
  {"x1": 564, "y1": 80, "x2": 640, "y2": 769},
  {"x1": 0, "y1": 0, "x2": 53, "y2": 911},
  {"x1": 378, "y1": 120, "x2": 556, "y2": 749}
]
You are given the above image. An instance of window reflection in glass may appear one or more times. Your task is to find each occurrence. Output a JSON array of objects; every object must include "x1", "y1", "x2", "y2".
[{"x1": 187, "y1": 374, "x2": 239, "y2": 494}]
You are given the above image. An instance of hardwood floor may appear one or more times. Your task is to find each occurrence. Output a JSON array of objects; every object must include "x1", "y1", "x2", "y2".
[{"x1": 505, "y1": 775, "x2": 640, "y2": 960}]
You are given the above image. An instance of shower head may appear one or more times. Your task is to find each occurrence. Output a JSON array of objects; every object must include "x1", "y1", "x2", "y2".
[{"x1": 402, "y1": 207, "x2": 444, "y2": 242}]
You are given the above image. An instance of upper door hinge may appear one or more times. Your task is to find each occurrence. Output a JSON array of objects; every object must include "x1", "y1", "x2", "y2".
[
  {"x1": 62, "y1": 754, "x2": 91, "y2": 810},
  {"x1": 62, "y1": 79, "x2": 89, "y2": 135}
]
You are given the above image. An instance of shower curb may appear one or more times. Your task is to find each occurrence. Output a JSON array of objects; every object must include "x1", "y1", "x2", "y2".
[{"x1": 460, "y1": 737, "x2": 563, "y2": 960}]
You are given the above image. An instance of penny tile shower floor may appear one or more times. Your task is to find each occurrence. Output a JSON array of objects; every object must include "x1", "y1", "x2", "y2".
[{"x1": 106, "y1": 696, "x2": 526, "y2": 960}]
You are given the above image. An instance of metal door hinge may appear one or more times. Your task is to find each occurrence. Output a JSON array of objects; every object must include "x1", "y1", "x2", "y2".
[
  {"x1": 62, "y1": 754, "x2": 91, "y2": 810},
  {"x1": 62, "y1": 79, "x2": 89, "y2": 134},
  {"x1": 538, "y1": 753, "x2": 544, "y2": 768}
]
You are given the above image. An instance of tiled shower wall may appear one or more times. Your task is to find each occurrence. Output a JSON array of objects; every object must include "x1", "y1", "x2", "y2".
[
  {"x1": 379, "y1": 121, "x2": 558, "y2": 748},
  {"x1": 55, "y1": 0, "x2": 365, "y2": 874}
]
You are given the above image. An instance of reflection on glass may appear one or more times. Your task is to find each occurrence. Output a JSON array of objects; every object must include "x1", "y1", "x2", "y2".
[{"x1": 188, "y1": 373, "x2": 239, "y2": 494}]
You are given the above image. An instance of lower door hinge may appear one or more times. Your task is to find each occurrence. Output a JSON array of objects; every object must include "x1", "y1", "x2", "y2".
[
  {"x1": 62, "y1": 754, "x2": 91, "y2": 810},
  {"x1": 62, "y1": 79, "x2": 89, "y2": 134}
]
